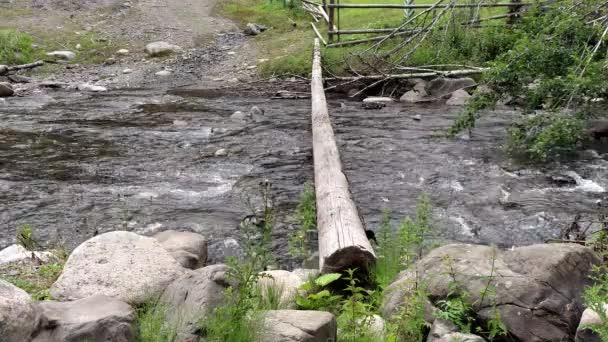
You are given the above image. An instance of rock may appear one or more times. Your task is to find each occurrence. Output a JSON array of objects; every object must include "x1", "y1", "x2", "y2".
[
  {"x1": 400, "y1": 79, "x2": 429, "y2": 103},
  {"x1": 33, "y1": 295, "x2": 135, "y2": 342},
  {"x1": 0, "y1": 244, "x2": 54, "y2": 265},
  {"x1": 116, "y1": 49, "x2": 129, "y2": 55},
  {"x1": 214, "y1": 148, "x2": 228, "y2": 157},
  {"x1": 75, "y1": 44, "x2": 81, "y2": 50},
  {"x1": 383, "y1": 243, "x2": 601, "y2": 342},
  {"x1": 160, "y1": 264, "x2": 232, "y2": 336},
  {"x1": 155, "y1": 70, "x2": 172, "y2": 77},
  {"x1": 549, "y1": 173, "x2": 577, "y2": 187},
  {"x1": 425, "y1": 77, "x2": 476, "y2": 98},
  {"x1": 0, "y1": 279, "x2": 41, "y2": 342},
  {"x1": 244, "y1": 23, "x2": 268, "y2": 36},
  {"x1": 0, "y1": 82, "x2": 14, "y2": 97},
  {"x1": 104, "y1": 57, "x2": 116, "y2": 65},
  {"x1": 427, "y1": 319, "x2": 486, "y2": 342},
  {"x1": 145, "y1": 41, "x2": 183, "y2": 57},
  {"x1": 46, "y1": 51, "x2": 76, "y2": 60},
  {"x1": 446, "y1": 89, "x2": 472, "y2": 106},
  {"x1": 362, "y1": 102, "x2": 386, "y2": 110},
  {"x1": 587, "y1": 120, "x2": 608, "y2": 140},
  {"x1": 249, "y1": 105, "x2": 264, "y2": 116},
  {"x1": 258, "y1": 270, "x2": 318, "y2": 309},
  {"x1": 0, "y1": 65, "x2": 8, "y2": 75},
  {"x1": 152, "y1": 230, "x2": 207, "y2": 270},
  {"x1": 230, "y1": 111, "x2": 249, "y2": 121},
  {"x1": 575, "y1": 306, "x2": 608, "y2": 342},
  {"x1": 50, "y1": 231, "x2": 185, "y2": 305},
  {"x1": 363, "y1": 96, "x2": 393, "y2": 103},
  {"x1": 77, "y1": 84, "x2": 108, "y2": 92},
  {"x1": 358, "y1": 314, "x2": 385, "y2": 338},
  {"x1": 261, "y1": 310, "x2": 337, "y2": 342},
  {"x1": 302, "y1": 251, "x2": 319, "y2": 269},
  {"x1": 413, "y1": 114, "x2": 422, "y2": 121},
  {"x1": 8, "y1": 75, "x2": 31, "y2": 83},
  {"x1": 122, "y1": 69, "x2": 133, "y2": 74}
]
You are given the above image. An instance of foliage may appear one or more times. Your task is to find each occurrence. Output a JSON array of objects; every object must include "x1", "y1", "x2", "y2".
[
  {"x1": 387, "y1": 285, "x2": 429, "y2": 342},
  {"x1": 582, "y1": 266, "x2": 608, "y2": 341},
  {"x1": 296, "y1": 273, "x2": 343, "y2": 312},
  {"x1": 507, "y1": 114, "x2": 585, "y2": 162},
  {"x1": 0, "y1": 29, "x2": 36, "y2": 65},
  {"x1": 1, "y1": 261, "x2": 64, "y2": 301},
  {"x1": 289, "y1": 183, "x2": 316, "y2": 260},
  {"x1": 434, "y1": 280, "x2": 475, "y2": 334},
  {"x1": 338, "y1": 269, "x2": 379, "y2": 342},
  {"x1": 17, "y1": 225, "x2": 37, "y2": 251},
  {"x1": 135, "y1": 300, "x2": 178, "y2": 342}
]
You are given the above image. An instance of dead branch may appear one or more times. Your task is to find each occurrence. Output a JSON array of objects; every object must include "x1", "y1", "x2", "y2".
[{"x1": 0, "y1": 61, "x2": 45, "y2": 75}]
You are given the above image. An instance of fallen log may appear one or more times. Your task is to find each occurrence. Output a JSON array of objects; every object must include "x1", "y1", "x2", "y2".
[
  {"x1": 310, "y1": 39, "x2": 376, "y2": 274},
  {"x1": 0, "y1": 61, "x2": 44, "y2": 75},
  {"x1": 326, "y1": 68, "x2": 489, "y2": 82}
]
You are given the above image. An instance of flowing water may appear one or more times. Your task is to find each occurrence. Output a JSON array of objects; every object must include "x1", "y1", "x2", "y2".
[{"x1": 1, "y1": 87, "x2": 607, "y2": 265}]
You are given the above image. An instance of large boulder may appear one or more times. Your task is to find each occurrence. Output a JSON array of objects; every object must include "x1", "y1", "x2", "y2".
[
  {"x1": 427, "y1": 319, "x2": 486, "y2": 342},
  {"x1": 0, "y1": 279, "x2": 41, "y2": 342},
  {"x1": 153, "y1": 230, "x2": 208, "y2": 270},
  {"x1": 0, "y1": 82, "x2": 14, "y2": 97},
  {"x1": 575, "y1": 305, "x2": 608, "y2": 342},
  {"x1": 383, "y1": 243, "x2": 601, "y2": 342},
  {"x1": 159, "y1": 264, "x2": 233, "y2": 337},
  {"x1": 145, "y1": 41, "x2": 183, "y2": 57},
  {"x1": 51, "y1": 231, "x2": 186, "y2": 304},
  {"x1": 257, "y1": 269, "x2": 318, "y2": 309},
  {"x1": 400, "y1": 78, "x2": 429, "y2": 103},
  {"x1": 33, "y1": 294, "x2": 135, "y2": 342},
  {"x1": 425, "y1": 77, "x2": 476, "y2": 98},
  {"x1": 260, "y1": 310, "x2": 337, "y2": 342}
]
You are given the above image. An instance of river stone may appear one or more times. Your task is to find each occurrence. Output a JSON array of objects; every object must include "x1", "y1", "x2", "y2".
[
  {"x1": 78, "y1": 84, "x2": 108, "y2": 92},
  {"x1": 425, "y1": 77, "x2": 476, "y2": 97},
  {"x1": 0, "y1": 279, "x2": 41, "y2": 342},
  {"x1": 249, "y1": 105, "x2": 264, "y2": 117},
  {"x1": 160, "y1": 264, "x2": 233, "y2": 337},
  {"x1": 575, "y1": 305, "x2": 608, "y2": 342},
  {"x1": 244, "y1": 23, "x2": 267, "y2": 36},
  {"x1": 33, "y1": 294, "x2": 135, "y2": 342},
  {"x1": 231, "y1": 110, "x2": 249, "y2": 121},
  {"x1": 363, "y1": 96, "x2": 394, "y2": 103},
  {"x1": 116, "y1": 49, "x2": 129, "y2": 55},
  {"x1": 427, "y1": 319, "x2": 486, "y2": 342},
  {"x1": 258, "y1": 269, "x2": 318, "y2": 309},
  {"x1": 50, "y1": 231, "x2": 185, "y2": 304},
  {"x1": 0, "y1": 244, "x2": 54, "y2": 265},
  {"x1": 0, "y1": 65, "x2": 7, "y2": 75},
  {"x1": 0, "y1": 82, "x2": 14, "y2": 97},
  {"x1": 382, "y1": 243, "x2": 601, "y2": 342},
  {"x1": 46, "y1": 50, "x2": 76, "y2": 60},
  {"x1": 446, "y1": 89, "x2": 472, "y2": 106},
  {"x1": 400, "y1": 89, "x2": 428, "y2": 103},
  {"x1": 260, "y1": 310, "x2": 337, "y2": 342},
  {"x1": 153, "y1": 230, "x2": 207, "y2": 270},
  {"x1": 155, "y1": 70, "x2": 172, "y2": 77},
  {"x1": 145, "y1": 41, "x2": 183, "y2": 57}
]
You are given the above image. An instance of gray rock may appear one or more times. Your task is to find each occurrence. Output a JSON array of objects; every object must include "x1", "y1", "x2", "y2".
[
  {"x1": 116, "y1": 49, "x2": 130, "y2": 56},
  {"x1": 0, "y1": 65, "x2": 8, "y2": 75},
  {"x1": 8, "y1": 74, "x2": 31, "y2": 83},
  {"x1": 446, "y1": 89, "x2": 472, "y2": 106},
  {"x1": 214, "y1": 148, "x2": 228, "y2": 157},
  {"x1": 0, "y1": 279, "x2": 41, "y2": 342},
  {"x1": 425, "y1": 77, "x2": 476, "y2": 98},
  {"x1": 0, "y1": 244, "x2": 54, "y2": 265},
  {"x1": 400, "y1": 89, "x2": 428, "y2": 103},
  {"x1": 258, "y1": 270, "x2": 318, "y2": 309},
  {"x1": 122, "y1": 69, "x2": 133, "y2": 74},
  {"x1": 155, "y1": 70, "x2": 172, "y2": 77},
  {"x1": 249, "y1": 105, "x2": 264, "y2": 116},
  {"x1": 33, "y1": 295, "x2": 135, "y2": 342},
  {"x1": 145, "y1": 42, "x2": 183, "y2": 57},
  {"x1": 413, "y1": 114, "x2": 422, "y2": 121},
  {"x1": 77, "y1": 84, "x2": 108, "y2": 92},
  {"x1": 363, "y1": 96, "x2": 393, "y2": 103},
  {"x1": 244, "y1": 23, "x2": 268, "y2": 36},
  {"x1": 46, "y1": 51, "x2": 76, "y2": 60},
  {"x1": 104, "y1": 57, "x2": 117, "y2": 65},
  {"x1": 261, "y1": 310, "x2": 337, "y2": 342},
  {"x1": 575, "y1": 306, "x2": 607, "y2": 342},
  {"x1": 153, "y1": 230, "x2": 207, "y2": 270},
  {"x1": 383, "y1": 243, "x2": 601, "y2": 342},
  {"x1": 0, "y1": 82, "x2": 14, "y2": 97},
  {"x1": 160, "y1": 264, "x2": 232, "y2": 336},
  {"x1": 230, "y1": 111, "x2": 249, "y2": 121},
  {"x1": 427, "y1": 319, "x2": 486, "y2": 342},
  {"x1": 51, "y1": 231, "x2": 185, "y2": 305}
]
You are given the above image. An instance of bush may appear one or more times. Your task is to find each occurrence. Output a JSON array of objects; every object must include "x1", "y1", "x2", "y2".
[{"x1": 0, "y1": 30, "x2": 35, "y2": 65}]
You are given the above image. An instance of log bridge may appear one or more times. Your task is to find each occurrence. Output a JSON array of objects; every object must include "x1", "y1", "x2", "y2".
[{"x1": 310, "y1": 38, "x2": 376, "y2": 275}]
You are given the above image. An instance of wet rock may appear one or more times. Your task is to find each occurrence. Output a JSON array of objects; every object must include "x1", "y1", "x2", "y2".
[
  {"x1": 0, "y1": 244, "x2": 54, "y2": 265},
  {"x1": 155, "y1": 70, "x2": 172, "y2": 77},
  {"x1": 548, "y1": 173, "x2": 577, "y2": 187},
  {"x1": 231, "y1": 110, "x2": 249, "y2": 121},
  {"x1": 160, "y1": 264, "x2": 233, "y2": 337},
  {"x1": 244, "y1": 23, "x2": 268, "y2": 36},
  {"x1": 427, "y1": 319, "x2": 486, "y2": 342},
  {"x1": 446, "y1": 89, "x2": 472, "y2": 106},
  {"x1": 357, "y1": 314, "x2": 385, "y2": 338},
  {"x1": 50, "y1": 231, "x2": 185, "y2": 305},
  {"x1": 575, "y1": 306, "x2": 607, "y2": 342},
  {"x1": 77, "y1": 84, "x2": 108, "y2": 92},
  {"x1": 257, "y1": 269, "x2": 318, "y2": 309},
  {"x1": 122, "y1": 69, "x2": 133, "y2": 74},
  {"x1": 0, "y1": 82, "x2": 14, "y2": 97},
  {"x1": 413, "y1": 114, "x2": 422, "y2": 121},
  {"x1": 46, "y1": 51, "x2": 76, "y2": 60},
  {"x1": 0, "y1": 65, "x2": 8, "y2": 75},
  {"x1": 104, "y1": 57, "x2": 116, "y2": 65},
  {"x1": 152, "y1": 230, "x2": 207, "y2": 270},
  {"x1": 382, "y1": 243, "x2": 600, "y2": 342},
  {"x1": 426, "y1": 77, "x2": 476, "y2": 98},
  {"x1": 363, "y1": 96, "x2": 393, "y2": 103},
  {"x1": 0, "y1": 279, "x2": 41, "y2": 342},
  {"x1": 400, "y1": 89, "x2": 428, "y2": 103},
  {"x1": 33, "y1": 294, "x2": 135, "y2": 342},
  {"x1": 261, "y1": 310, "x2": 337, "y2": 342},
  {"x1": 8, "y1": 74, "x2": 31, "y2": 83},
  {"x1": 116, "y1": 49, "x2": 129, "y2": 56},
  {"x1": 145, "y1": 41, "x2": 183, "y2": 57},
  {"x1": 249, "y1": 105, "x2": 264, "y2": 116},
  {"x1": 214, "y1": 148, "x2": 228, "y2": 157}
]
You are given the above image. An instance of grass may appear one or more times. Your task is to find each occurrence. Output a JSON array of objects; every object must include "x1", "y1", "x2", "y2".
[
  {"x1": 1, "y1": 261, "x2": 64, "y2": 301},
  {"x1": 135, "y1": 300, "x2": 178, "y2": 342},
  {"x1": 0, "y1": 29, "x2": 37, "y2": 65}
]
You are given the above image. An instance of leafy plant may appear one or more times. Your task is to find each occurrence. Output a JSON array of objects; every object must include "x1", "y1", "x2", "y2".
[
  {"x1": 17, "y1": 225, "x2": 37, "y2": 251},
  {"x1": 338, "y1": 269, "x2": 379, "y2": 342},
  {"x1": 582, "y1": 266, "x2": 608, "y2": 340},
  {"x1": 135, "y1": 300, "x2": 178, "y2": 342},
  {"x1": 0, "y1": 29, "x2": 36, "y2": 65},
  {"x1": 289, "y1": 183, "x2": 316, "y2": 260},
  {"x1": 296, "y1": 273, "x2": 342, "y2": 312}
]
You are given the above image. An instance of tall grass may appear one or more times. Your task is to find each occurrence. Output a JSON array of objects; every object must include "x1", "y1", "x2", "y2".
[
  {"x1": 0, "y1": 29, "x2": 35, "y2": 65},
  {"x1": 135, "y1": 300, "x2": 178, "y2": 342}
]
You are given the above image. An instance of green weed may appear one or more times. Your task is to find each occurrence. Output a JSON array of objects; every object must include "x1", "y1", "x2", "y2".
[
  {"x1": 0, "y1": 29, "x2": 36, "y2": 65},
  {"x1": 289, "y1": 183, "x2": 316, "y2": 260},
  {"x1": 135, "y1": 300, "x2": 178, "y2": 342}
]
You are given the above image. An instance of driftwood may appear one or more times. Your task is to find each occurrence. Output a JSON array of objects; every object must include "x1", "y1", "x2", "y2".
[
  {"x1": 0, "y1": 61, "x2": 44, "y2": 75},
  {"x1": 327, "y1": 68, "x2": 489, "y2": 82},
  {"x1": 310, "y1": 38, "x2": 376, "y2": 274}
]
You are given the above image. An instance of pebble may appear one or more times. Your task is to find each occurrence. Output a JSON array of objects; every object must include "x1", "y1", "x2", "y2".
[
  {"x1": 122, "y1": 69, "x2": 133, "y2": 74},
  {"x1": 227, "y1": 51, "x2": 236, "y2": 55},
  {"x1": 77, "y1": 84, "x2": 108, "y2": 92},
  {"x1": 212, "y1": 78, "x2": 223, "y2": 82},
  {"x1": 413, "y1": 114, "x2": 422, "y2": 121},
  {"x1": 214, "y1": 149, "x2": 228, "y2": 157},
  {"x1": 155, "y1": 70, "x2": 172, "y2": 77},
  {"x1": 116, "y1": 49, "x2": 130, "y2": 55}
]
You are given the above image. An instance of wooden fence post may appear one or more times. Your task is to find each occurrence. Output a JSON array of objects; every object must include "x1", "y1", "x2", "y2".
[
  {"x1": 328, "y1": 0, "x2": 335, "y2": 42},
  {"x1": 310, "y1": 39, "x2": 376, "y2": 274}
]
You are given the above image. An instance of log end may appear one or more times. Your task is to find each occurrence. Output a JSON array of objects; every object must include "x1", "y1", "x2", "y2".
[{"x1": 320, "y1": 245, "x2": 376, "y2": 275}]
